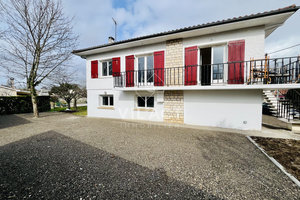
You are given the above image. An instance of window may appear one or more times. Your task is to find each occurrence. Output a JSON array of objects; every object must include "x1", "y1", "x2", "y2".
[
  {"x1": 101, "y1": 95, "x2": 114, "y2": 106},
  {"x1": 138, "y1": 55, "x2": 154, "y2": 84},
  {"x1": 102, "y1": 60, "x2": 112, "y2": 76},
  {"x1": 138, "y1": 57, "x2": 145, "y2": 83},
  {"x1": 137, "y1": 96, "x2": 154, "y2": 108},
  {"x1": 212, "y1": 46, "x2": 225, "y2": 80}
]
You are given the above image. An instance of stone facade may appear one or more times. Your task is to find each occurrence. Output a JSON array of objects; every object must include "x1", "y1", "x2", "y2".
[
  {"x1": 164, "y1": 39, "x2": 185, "y2": 123},
  {"x1": 164, "y1": 90, "x2": 184, "y2": 123},
  {"x1": 165, "y1": 39, "x2": 184, "y2": 85}
]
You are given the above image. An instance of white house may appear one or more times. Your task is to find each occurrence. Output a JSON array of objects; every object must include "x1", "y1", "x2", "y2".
[{"x1": 73, "y1": 5, "x2": 300, "y2": 130}]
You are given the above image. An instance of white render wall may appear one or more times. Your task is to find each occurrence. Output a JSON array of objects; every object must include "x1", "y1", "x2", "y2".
[
  {"x1": 182, "y1": 26, "x2": 265, "y2": 62},
  {"x1": 87, "y1": 89, "x2": 164, "y2": 122},
  {"x1": 184, "y1": 90, "x2": 263, "y2": 130}
]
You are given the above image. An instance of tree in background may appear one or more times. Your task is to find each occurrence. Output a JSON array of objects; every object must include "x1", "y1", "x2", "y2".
[
  {"x1": 0, "y1": 0, "x2": 77, "y2": 117},
  {"x1": 50, "y1": 83, "x2": 79, "y2": 110},
  {"x1": 72, "y1": 86, "x2": 87, "y2": 110}
]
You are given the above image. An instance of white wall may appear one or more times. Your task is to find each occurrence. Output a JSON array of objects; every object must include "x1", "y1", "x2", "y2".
[
  {"x1": 183, "y1": 26, "x2": 265, "y2": 62},
  {"x1": 87, "y1": 89, "x2": 164, "y2": 122},
  {"x1": 0, "y1": 87, "x2": 17, "y2": 96},
  {"x1": 184, "y1": 90, "x2": 263, "y2": 130}
]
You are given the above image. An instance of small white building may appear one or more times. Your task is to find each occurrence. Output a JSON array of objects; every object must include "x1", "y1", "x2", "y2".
[{"x1": 73, "y1": 5, "x2": 300, "y2": 130}]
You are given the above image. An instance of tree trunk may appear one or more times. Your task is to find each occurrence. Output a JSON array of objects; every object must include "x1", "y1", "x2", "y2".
[
  {"x1": 67, "y1": 101, "x2": 71, "y2": 110},
  {"x1": 30, "y1": 86, "x2": 39, "y2": 118},
  {"x1": 74, "y1": 98, "x2": 77, "y2": 110}
]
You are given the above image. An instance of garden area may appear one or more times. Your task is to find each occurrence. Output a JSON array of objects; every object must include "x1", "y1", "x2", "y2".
[
  {"x1": 50, "y1": 106, "x2": 87, "y2": 116},
  {"x1": 251, "y1": 136, "x2": 300, "y2": 181}
]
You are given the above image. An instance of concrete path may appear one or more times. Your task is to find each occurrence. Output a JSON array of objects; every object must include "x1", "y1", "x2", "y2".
[{"x1": 0, "y1": 113, "x2": 299, "y2": 199}]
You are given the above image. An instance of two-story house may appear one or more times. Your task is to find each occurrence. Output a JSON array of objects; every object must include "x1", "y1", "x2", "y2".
[{"x1": 73, "y1": 5, "x2": 300, "y2": 130}]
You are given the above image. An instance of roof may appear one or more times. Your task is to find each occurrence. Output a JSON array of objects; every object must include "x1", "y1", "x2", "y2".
[{"x1": 72, "y1": 4, "x2": 299, "y2": 55}]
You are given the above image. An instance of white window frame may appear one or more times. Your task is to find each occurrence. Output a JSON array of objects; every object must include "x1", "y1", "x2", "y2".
[
  {"x1": 101, "y1": 60, "x2": 113, "y2": 77},
  {"x1": 99, "y1": 95, "x2": 114, "y2": 107},
  {"x1": 135, "y1": 54, "x2": 154, "y2": 85},
  {"x1": 211, "y1": 45, "x2": 226, "y2": 84},
  {"x1": 197, "y1": 44, "x2": 227, "y2": 85},
  {"x1": 136, "y1": 96, "x2": 154, "y2": 108}
]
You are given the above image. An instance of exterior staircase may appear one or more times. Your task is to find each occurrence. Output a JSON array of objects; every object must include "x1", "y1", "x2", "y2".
[
  {"x1": 263, "y1": 89, "x2": 300, "y2": 133},
  {"x1": 263, "y1": 90, "x2": 278, "y2": 116}
]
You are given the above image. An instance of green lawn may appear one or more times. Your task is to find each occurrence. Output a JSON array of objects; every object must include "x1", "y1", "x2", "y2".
[
  {"x1": 50, "y1": 106, "x2": 87, "y2": 116},
  {"x1": 72, "y1": 106, "x2": 87, "y2": 116}
]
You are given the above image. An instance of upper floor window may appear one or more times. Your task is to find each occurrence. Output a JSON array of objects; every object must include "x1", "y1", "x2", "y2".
[
  {"x1": 102, "y1": 60, "x2": 112, "y2": 77},
  {"x1": 138, "y1": 55, "x2": 154, "y2": 84},
  {"x1": 212, "y1": 46, "x2": 225, "y2": 80}
]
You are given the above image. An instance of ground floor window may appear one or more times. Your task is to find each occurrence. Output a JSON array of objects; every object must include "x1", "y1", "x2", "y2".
[
  {"x1": 100, "y1": 95, "x2": 114, "y2": 106},
  {"x1": 137, "y1": 96, "x2": 154, "y2": 108}
]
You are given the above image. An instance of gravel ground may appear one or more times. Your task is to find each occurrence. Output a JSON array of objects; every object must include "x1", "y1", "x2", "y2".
[{"x1": 0, "y1": 112, "x2": 300, "y2": 199}]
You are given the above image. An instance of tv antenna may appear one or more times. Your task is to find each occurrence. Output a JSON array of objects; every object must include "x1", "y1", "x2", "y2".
[{"x1": 112, "y1": 17, "x2": 117, "y2": 41}]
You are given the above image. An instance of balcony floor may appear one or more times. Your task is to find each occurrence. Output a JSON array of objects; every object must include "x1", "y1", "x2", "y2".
[{"x1": 115, "y1": 83, "x2": 300, "y2": 91}]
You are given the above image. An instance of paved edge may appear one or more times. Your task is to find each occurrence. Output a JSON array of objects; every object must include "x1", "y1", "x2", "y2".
[
  {"x1": 262, "y1": 122, "x2": 291, "y2": 131},
  {"x1": 246, "y1": 136, "x2": 300, "y2": 187}
]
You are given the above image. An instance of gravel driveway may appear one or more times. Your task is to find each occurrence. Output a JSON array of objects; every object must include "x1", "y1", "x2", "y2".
[{"x1": 0, "y1": 112, "x2": 299, "y2": 199}]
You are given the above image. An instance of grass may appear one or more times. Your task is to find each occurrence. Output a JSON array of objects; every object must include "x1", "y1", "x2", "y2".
[
  {"x1": 50, "y1": 106, "x2": 87, "y2": 116},
  {"x1": 72, "y1": 106, "x2": 87, "y2": 116}
]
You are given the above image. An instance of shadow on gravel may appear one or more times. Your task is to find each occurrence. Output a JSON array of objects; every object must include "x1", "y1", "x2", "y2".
[
  {"x1": 0, "y1": 114, "x2": 31, "y2": 129},
  {"x1": 0, "y1": 131, "x2": 223, "y2": 200}
]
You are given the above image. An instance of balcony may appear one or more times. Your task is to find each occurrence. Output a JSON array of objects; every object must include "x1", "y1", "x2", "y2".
[{"x1": 113, "y1": 56, "x2": 300, "y2": 90}]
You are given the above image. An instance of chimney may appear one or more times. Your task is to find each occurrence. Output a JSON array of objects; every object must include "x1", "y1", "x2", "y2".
[
  {"x1": 9, "y1": 77, "x2": 15, "y2": 89},
  {"x1": 108, "y1": 36, "x2": 115, "y2": 44}
]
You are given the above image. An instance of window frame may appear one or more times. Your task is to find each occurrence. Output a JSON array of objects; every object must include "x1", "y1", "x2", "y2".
[
  {"x1": 136, "y1": 96, "x2": 154, "y2": 108},
  {"x1": 136, "y1": 54, "x2": 154, "y2": 85},
  {"x1": 211, "y1": 45, "x2": 226, "y2": 82},
  {"x1": 101, "y1": 60, "x2": 113, "y2": 77},
  {"x1": 197, "y1": 44, "x2": 227, "y2": 84},
  {"x1": 100, "y1": 95, "x2": 114, "y2": 107}
]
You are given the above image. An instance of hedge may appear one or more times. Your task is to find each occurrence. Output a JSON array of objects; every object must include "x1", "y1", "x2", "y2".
[{"x1": 0, "y1": 96, "x2": 50, "y2": 115}]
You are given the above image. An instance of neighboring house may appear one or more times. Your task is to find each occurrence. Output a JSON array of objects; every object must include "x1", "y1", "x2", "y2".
[
  {"x1": 0, "y1": 85, "x2": 31, "y2": 96},
  {"x1": 0, "y1": 86, "x2": 49, "y2": 97},
  {"x1": 73, "y1": 5, "x2": 300, "y2": 130},
  {"x1": 38, "y1": 88, "x2": 50, "y2": 96}
]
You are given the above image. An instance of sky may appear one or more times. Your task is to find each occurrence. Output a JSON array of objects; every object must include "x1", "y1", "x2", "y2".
[{"x1": 1, "y1": 0, "x2": 300, "y2": 87}]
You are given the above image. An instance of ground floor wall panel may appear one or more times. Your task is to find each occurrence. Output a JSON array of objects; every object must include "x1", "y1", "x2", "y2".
[
  {"x1": 184, "y1": 90, "x2": 262, "y2": 130},
  {"x1": 87, "y1": 90, "x2": 164, "y2": 122}
]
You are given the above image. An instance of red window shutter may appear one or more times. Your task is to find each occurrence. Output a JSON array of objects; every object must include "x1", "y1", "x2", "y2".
[
  {"x1": 185, "y1": 46, "x2": 198, "y2": 85},
  {"x1": 112, "y1": 57, "x2": 121, "y2": 77},
  {"x1": 91, "y1": 60, "x2": 98, "y2": 78},
  {"x1": 126, "y1": 55, "x2": 134, "y2": 87},
  {"x1": 154, "y1": 51, "x2": 165, "y2": 86},
  {"x1": 228, "y1": 40, "x2": 245, "y2": 84}
]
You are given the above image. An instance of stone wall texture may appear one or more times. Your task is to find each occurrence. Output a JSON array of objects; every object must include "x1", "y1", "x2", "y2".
[
  {"x1": 163, "y1": 90, "x2": 184, "y2": 123},
  {"x1": 165, "y1": 39, "x2": 184, "y2": 86},
  {"x1": 164, "y1": 39, "x2": 185, "y2": 123}
]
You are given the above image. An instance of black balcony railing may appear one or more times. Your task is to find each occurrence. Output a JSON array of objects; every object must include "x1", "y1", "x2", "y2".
[
  {"x1": 277, "y1": 89, "x2": 300, "y2": 121},
  {"x1": 113, "y1": 56, "x2": 300, "y2": 88}
]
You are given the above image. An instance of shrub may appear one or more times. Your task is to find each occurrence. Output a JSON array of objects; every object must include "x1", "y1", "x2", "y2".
[{"x1": 0, "y1": 96, "x2": 50, "y2": 115}]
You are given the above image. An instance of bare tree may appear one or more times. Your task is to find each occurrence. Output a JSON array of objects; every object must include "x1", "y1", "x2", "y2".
[{"x1": 0, "y1": 0, "x2": 77, "y2": 117}]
